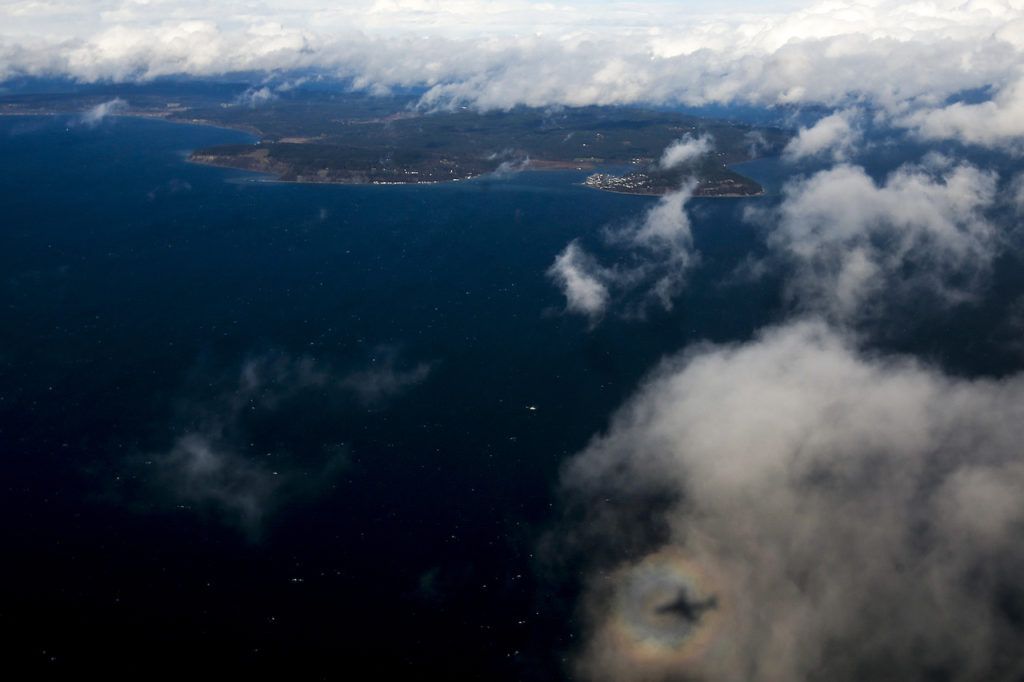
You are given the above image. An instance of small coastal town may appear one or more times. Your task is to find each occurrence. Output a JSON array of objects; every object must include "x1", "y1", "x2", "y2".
[{"x1": 584, "y1": 170, "x2": 764, "y2": 196}]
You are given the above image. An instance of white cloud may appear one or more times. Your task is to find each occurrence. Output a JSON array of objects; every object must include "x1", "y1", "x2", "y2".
[
  {"x1": 749, "y1": 159, "x2": 999, "y2": 322},
  {"x1": 1, "y1": 1, "x2": 1023, "y2": 147},
  {"x1": 548, "y1": 241, "x2": 610, "y2": 319},
  {"x1": 659, "y1": 134, "x2": 712, "y2": 170},
  {"x1": 783, "y1": 109, "x2": 860, "y2": 161},
  {"x1": 906, "y1": 75, "x2": 1024, "y2": 150},
  {"x1": 561, "y1": 319, "x2": 1024, "y2": 681},
  {"x1": 624, "y1": 186, "x2": 698, "y2": 310},
  {"x1": 549, "y1": 185, "x2": 698, "y2": 320},
  {"x1": 80, "y1": 96, "x2": 127, "y2": 125},
  {"x1": 1012, "y1": 172, "x2": 1024, "y2": 213},
  {"x1": 233, "y1": 85, "x2": 276, "y2": 108},
  {"x1": 548, "y1": 143, "x2": 1021, "y2": 677}
]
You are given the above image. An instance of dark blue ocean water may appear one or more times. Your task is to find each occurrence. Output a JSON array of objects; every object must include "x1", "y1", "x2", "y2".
[
  {"x1": 0, "y1": 114, "x2": 789, "y2": 678},
  {"x1": 3, "y1": 114, "x2": 1022, "y2": 678}
]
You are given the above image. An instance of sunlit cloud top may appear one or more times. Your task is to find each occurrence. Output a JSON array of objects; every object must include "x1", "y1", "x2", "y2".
[{"x1": 3, "y1": 1, "x2": 1024, "y2": 145}]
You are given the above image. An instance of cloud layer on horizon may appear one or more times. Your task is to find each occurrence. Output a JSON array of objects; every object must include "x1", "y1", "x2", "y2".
[{"x1": 3, "y1": 1, "x2": 1024, "y2": 147}]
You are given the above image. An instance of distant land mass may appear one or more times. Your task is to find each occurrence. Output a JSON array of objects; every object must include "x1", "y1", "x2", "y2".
[{"x1": 0, "y1": 87, "x2": 790, "y2": 195}]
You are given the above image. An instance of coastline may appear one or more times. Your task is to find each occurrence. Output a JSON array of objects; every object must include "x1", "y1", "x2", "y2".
[
  {"x1": 0, "y1": 109, "x2": 769, "y2": 198},
  {"x1": 580, "y1": 183, "x2": 765, "y2": 198}
]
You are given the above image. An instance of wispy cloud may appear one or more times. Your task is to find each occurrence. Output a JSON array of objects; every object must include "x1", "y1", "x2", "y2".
[
  {"x1": 548, "y1": 241, "x2": 611, "y2": 320},
  {"x1": 79, "y1": 97, "x2": 127, "y2": 126},
  {"x1": 233, "y1": 85, "x2": 276, "y2": 108},
  {"x1": 144, "y1": 348, "x2": 430, "y2": 535},
  {"x1": 549, "y1": 183, "x2": 698, "y2": 321},
  {"x1": 340, "y1": 346, "x2": 432, "y2": 406},
  {"x1": 147, "y1": 354, "x2": 340, "y2": 536}
]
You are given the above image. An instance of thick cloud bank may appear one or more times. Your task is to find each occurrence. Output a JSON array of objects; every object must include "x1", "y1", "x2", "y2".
[
  {"x1": 562, "y1": 320, "x2": 1024, "y2": 681},
  {"x1": 4, "y1": 1, "x2": 1024, "y2": 146}
]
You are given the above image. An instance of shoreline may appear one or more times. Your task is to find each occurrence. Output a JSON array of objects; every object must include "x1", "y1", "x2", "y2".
[
  {"x1": 580, "y1": 183, "x2": 765, "y2": 198},
  {"x1": 0, "y1": 109, "x2": 768, "y2": 198}
]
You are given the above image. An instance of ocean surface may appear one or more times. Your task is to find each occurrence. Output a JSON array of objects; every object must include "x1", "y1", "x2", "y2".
[{"x1": 2, "y1": 114, "x2": 1021, "y2": 677}]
